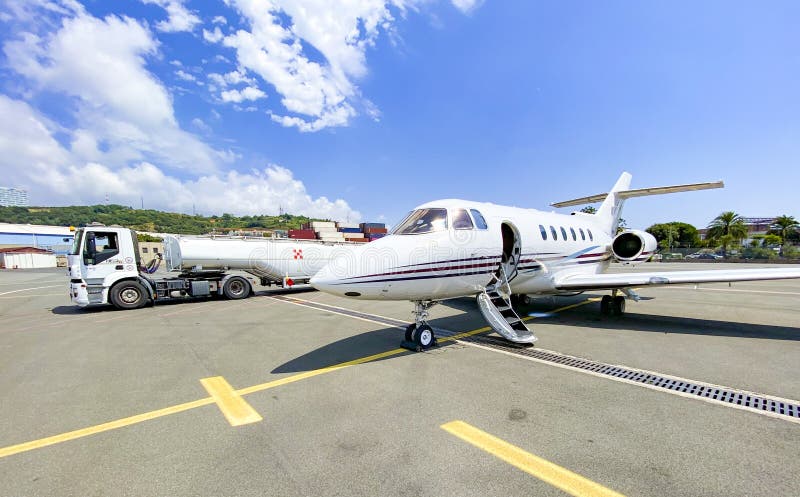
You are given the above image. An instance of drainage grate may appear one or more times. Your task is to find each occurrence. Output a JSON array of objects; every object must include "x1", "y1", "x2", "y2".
[
  {"x1": 270, "y1": 294, "x2": 800, "y2": 423},
  {"x1": 461, "y1": 335, "x2": 800, "y2": 422}
]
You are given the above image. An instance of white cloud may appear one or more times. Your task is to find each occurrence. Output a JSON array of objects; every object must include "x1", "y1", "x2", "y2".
[
  {"x1": 220, "y1": 86, "x2": 267, "y2": 103},
  {"x1": 450, "y1": 0, "x2": 483, "y2": 14},
  {"x1": 191, "y1": 117, "x2": 211, "y2": 134},
  {"x1": 3, "y1": 10, "x2": 222, "y2": 173},
  {"x1": 174, "y1": 69, "x2": 196, "y2": 81},
  {"x1": 141, "y1": 0, "x2": 200, "y2": 33},
  {"x1": 202, "y1": 26, "x2": 223, "y2": 43},
  {"x1": 213, "y1": 0, "x2": 407, "y2": 131},
  {"x1": 0, "y1": 94, "x2": 360, "y2": 221},
  {"x1": 212, "y1": 16, "x2": 227, "y2": 25}
]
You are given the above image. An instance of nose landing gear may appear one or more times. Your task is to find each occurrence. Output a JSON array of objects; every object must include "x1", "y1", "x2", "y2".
[{"x1": 402, "y1": 300, "x2": 439, "y2": 351}]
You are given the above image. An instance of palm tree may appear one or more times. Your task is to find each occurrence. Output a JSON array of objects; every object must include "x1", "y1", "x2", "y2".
[
  {"x1": 771, "y1": 215, "x2": 799, "y2": 256},
  {"x1": 707, "y1": 211, "x2": 748, "y2": 258}
]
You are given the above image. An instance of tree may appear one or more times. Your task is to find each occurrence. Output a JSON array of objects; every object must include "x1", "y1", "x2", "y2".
[
  {"x1": 580, "y1": 206, "x2": 597, "y2": 214},
  {"x1": 646, "y1": 222, "x2": 701, "y2": 248},
  {"x1": 706, "y1": 212, "x2": 748, "y2": 257},
  {"x1": 762, "y1": 234, "x2": 782, "y2": 247},
  {"x1": 770, "y1": 215, "x2": 799, "y2": 257}
]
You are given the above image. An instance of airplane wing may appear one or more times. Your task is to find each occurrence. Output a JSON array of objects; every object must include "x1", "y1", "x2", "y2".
[{"x1": 555, "y1": 267, "x2": 800, "y2": 291}]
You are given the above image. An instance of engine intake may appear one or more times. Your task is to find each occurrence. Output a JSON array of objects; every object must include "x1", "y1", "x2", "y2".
[{"x1": 611, "y1": 230, "x2": 657, "y2": 265}]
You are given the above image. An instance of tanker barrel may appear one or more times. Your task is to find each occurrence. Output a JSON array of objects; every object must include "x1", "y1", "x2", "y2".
[{"x1": 163, "y1": 235, "x2": 184, "y2": 272}]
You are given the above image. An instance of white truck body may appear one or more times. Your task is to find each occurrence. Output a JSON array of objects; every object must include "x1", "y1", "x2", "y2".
[{"x1": 67, "y1": 225, "x2": 358, "y2": 309}]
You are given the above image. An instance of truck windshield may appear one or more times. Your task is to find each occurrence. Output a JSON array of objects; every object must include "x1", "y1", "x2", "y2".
[
  {"x1": 70, "y1": 229, "x2": 83, "y2": 255},
  {"x1": 393, "y1": 208, "x2": 448, "y2": 235}
]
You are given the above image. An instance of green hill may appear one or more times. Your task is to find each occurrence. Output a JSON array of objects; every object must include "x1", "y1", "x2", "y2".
[{"x1": 0, "y1": 205, "x2": 322, "y2": 235}]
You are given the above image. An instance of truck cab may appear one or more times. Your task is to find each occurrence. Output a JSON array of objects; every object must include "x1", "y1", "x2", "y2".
[{"x1": 67, "y1": 225, "x2": 144, "y2": 307}]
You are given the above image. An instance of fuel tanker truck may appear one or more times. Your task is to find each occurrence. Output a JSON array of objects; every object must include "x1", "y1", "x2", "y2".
[{"x1": 66, "y1": 224, "x2": 357, "y2": 309}]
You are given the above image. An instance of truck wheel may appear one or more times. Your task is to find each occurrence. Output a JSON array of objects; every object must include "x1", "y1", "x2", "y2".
[
  {"x1": 110, "y1": 281, "x2": 147, "y2": 310},
  {"x1": 223, "y1": 276, "x2": 250, "y2": 300}
]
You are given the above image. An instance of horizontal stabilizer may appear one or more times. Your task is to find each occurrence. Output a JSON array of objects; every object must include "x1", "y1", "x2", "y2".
[{"x1": 551, "y1": 180, "x2": 724, "y2": 208}]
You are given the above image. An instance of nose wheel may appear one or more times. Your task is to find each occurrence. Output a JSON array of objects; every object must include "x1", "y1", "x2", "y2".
[{"x1": 402, "y1": 301, "x2": 439, "y2": 351}]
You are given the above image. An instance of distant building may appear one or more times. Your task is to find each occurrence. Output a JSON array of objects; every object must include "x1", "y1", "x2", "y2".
[
  {"x1": 0, "y1": 247, "x2": 57, "y2": 269},
  {"x1": 0, "y1": 223, "x2": 74, "y2": 255},
  {"x1": 0, "y1": 187, "x2": 29, "y2": 207},
  {"x1": 698, "y1": 217, "x2": 776, "y2": 243}
]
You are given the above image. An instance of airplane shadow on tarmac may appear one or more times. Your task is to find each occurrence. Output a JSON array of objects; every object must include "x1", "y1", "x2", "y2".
[
  {"x1": 271, "y1": 313, "x2": 484, "y2": 374},
  {"x1": 273, "y1": 294, "x2": 800, "y2": 373},
  {"x1": 550, "y1": 311, "x2": 800, "y2": 342}
]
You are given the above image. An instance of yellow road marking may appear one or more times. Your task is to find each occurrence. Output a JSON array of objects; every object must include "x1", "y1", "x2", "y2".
[
  {"x1": 0, "y1": 297, "x2": 593, "y2": 459},
  {"x1": 200, "y1": 376, "x2": 263, "y2": 426},
  {"x1": 441, "y1": 420, "x2": 626, "y2": 497},
  {"x1": 0, "y1": 398, "x2": 214, "y2": 459}
]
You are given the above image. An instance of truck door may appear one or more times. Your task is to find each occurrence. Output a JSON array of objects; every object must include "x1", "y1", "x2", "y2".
[{"x1": 82, "y1": 230, "x2": 124, "y2": 282}]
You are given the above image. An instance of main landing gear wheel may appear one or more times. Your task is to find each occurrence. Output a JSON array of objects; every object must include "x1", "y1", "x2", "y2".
[
  {"x1": 511, "y1": 294, "x2": 532, "y2": 307},
  {"x1": 601, "y1": 295, "x2": 626, "y2": 316},
  {"x1": 612, "y1": 296, "x2": 626, "y2": 316}
]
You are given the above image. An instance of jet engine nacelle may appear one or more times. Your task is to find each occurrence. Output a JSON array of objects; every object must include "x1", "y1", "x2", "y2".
[{"x1": 611, "y1": 230, "x2": 657, "y2": 265}]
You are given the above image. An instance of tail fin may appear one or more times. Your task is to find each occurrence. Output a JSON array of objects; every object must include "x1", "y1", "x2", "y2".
[
  {"x1": 551, "y1": 173, "x2": 724, "y2": 236},
  {"x1": 595, "y1": 172, "x2": 632, "y2": 234}
]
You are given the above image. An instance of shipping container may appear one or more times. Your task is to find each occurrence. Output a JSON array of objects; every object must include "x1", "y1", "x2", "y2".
[
  {"x1": 364, "y1": 227, "x2": 388, "y2": 234},
  {"x1": 360, "y1": 223, "x2": 386, "y2": 230},
  {"x1": 311, "y1": 221, "x2": 336, "y2": 229},
  {"x1": 289, "y1": 229, "x2": 317, "y2": 239},
  {"x1": 338, "y1": 227, "x2": 362, "y2": 233}
]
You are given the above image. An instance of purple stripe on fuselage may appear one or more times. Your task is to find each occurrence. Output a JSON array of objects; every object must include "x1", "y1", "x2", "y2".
[
  {"x1": 342, "y1": 261, "x2": 501, "y2": 281},
  {"x1": 331, "y1": 269, "x2": 495, "y2": 285},
  {"x1": 393, "y1": 255, "x2": 502, "y2": 269}
]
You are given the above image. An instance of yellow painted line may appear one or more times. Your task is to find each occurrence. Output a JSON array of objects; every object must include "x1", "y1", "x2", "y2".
[
  {"x1": 200, "y1": 376, "x2": 263, "y2": 426},
  {"x1": 0, "y1": 297, "x2": 592, "y2": 459},
  {"x1": 0, "y1": 398, "x2": 214, "y2": 459},
  {"x1": 441, "y1": 420, "x2": 626, "y2": 497}
]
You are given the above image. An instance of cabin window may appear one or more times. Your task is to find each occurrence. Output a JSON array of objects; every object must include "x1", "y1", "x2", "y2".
[
  {"x1": 560, "y1": 227, "x2": 568, "y2": 240},
  {"x1": 550, "y1": 226, "x2": 558, "y2": 240},
  {"x1": 470, "y1": 209, "x2": 488, "y2": 230},
  {"x1": 570, "y1": 227, "x2": 577, "y2": 241},
  {"x1": 588, "y1": 229, "x2": 594, "y2": 241},
  {"x1": 539, "y1": 224, "x2": 547, "y2": 240},
  {"x1": 452, "y1": 209, "x2": 474, "y2": 230},
  {"x1": 579, "y1": 228, "x2": 585, "y2": 240},
  {"x1": 394, "y1": 208, "x2": 448, "y2": 235},
  {"x1": 84, "y1": 231, "x2": 120, "y2": 265}
]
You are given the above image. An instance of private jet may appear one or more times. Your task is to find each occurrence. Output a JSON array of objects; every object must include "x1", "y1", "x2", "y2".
[{"x1": 311, "y1": 173, "x2": 800, "y2": 349}]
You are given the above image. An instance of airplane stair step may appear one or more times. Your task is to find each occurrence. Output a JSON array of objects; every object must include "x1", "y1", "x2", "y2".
[{"x1": 476, "y1": 290, "x2": 537, "y2": 344}]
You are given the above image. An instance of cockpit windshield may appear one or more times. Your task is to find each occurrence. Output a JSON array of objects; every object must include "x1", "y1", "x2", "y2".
[{"x1": 393, "y1": 208, "x2": 449, "y2": 235}]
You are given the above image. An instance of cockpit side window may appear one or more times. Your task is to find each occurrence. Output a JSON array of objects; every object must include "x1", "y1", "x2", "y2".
[
  {"x1": 470, "y1": 209, "x2": 488, "y2": 230},
  {"x1": 394, "y1": 208, "x2": 449, "y2": 235},
  {"x1": 452, "y1": 209, "x2": 475, "y2": 230}
]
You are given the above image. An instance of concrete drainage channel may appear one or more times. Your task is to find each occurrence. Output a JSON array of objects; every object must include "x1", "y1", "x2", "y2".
[{"x1": 268, "y1": 295, "x2": 800, "y2": 424}]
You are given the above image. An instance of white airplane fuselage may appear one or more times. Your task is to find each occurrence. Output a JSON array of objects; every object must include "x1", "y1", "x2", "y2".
[{"x1": 312, "y1": 199, "x2": 627, "y2": 301}]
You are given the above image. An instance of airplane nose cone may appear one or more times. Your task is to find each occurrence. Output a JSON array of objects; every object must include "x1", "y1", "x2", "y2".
[{"x1": 310, "y1": 264, "x2": 339, "y2": 294}]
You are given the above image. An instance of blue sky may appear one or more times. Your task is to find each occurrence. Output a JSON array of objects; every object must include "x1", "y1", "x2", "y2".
[{"x1": 1, "y1": 0, "x2": 797, "y2": 230}]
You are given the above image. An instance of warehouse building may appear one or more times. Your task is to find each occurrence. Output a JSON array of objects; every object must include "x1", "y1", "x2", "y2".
[
  {"x1": 0, "y1": 247, "x2": 57, "y2": 269},
  {"x1": 0, "y1": 223, "x2": 74, "y2": 254}
]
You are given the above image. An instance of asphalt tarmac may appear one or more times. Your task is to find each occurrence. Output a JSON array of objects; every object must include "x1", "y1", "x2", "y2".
[{"x1": 1, "y1": 263, "x2": 798, "y2": 497}]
